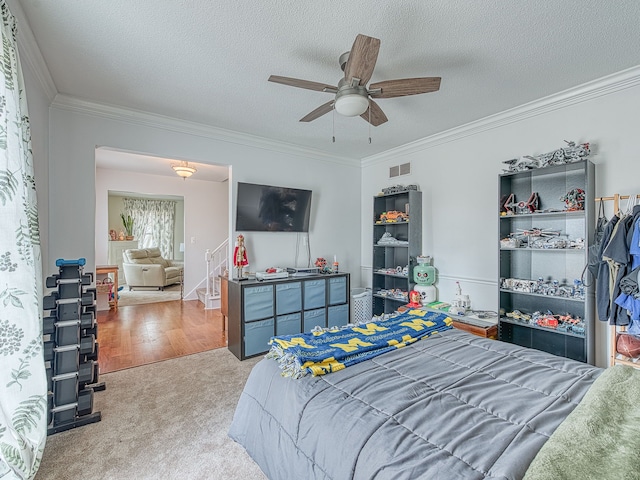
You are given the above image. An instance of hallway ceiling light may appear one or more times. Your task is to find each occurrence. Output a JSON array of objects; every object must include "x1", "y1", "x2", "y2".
[{"x1": 172, "y1": 161, "x2": 196, "y2": 179}]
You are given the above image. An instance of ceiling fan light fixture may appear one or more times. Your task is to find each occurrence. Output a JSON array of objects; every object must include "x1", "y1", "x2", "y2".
[
  {"x1": 334, "y1": 93, "x2": 369, "y2": 117},
  {"x1": 172, "y1": 161, "x2": 196, "y2": 178}
]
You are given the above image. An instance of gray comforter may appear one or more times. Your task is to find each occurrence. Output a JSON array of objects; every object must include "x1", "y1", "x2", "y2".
[{"x1": 229, "y1": 329, "x2": 602, "y2": 480}]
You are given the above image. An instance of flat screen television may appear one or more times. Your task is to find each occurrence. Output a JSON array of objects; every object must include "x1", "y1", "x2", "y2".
[{"x1": 236, "y1": 182, "x2": 312, "y2": 232}]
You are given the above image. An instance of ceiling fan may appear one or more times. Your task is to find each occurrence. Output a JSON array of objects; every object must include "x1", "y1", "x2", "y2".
[{"x1": 268, "y1": 34, "x2": 441, "y2": 127}]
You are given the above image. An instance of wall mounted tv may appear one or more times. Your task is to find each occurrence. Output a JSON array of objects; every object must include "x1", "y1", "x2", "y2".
[{"x1": 236, "y1": 182, "x2": 312, "y2": 232}]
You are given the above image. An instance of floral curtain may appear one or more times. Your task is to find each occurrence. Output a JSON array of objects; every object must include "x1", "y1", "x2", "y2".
[
  {"x1": 123, "y1": 198, "x2": 176, "y2": 259},
  {"x1": 0, "y1": 2, "x2": 48, "y2": 478}
]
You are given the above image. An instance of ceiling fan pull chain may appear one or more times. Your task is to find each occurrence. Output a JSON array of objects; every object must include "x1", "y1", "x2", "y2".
[
  {"x1": 332, "y1": 107, "x2": 336, "y2": 143},
  {"x1": 368, "y1": 102, "x2": 372, "y2": 144}
]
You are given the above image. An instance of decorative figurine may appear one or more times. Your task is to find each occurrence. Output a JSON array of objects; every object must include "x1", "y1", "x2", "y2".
[
  {"x1": 381, "y1": 184, "x2": 419, "y2": 195},
  {"x1": 451, "y1": 281, "x2": 471, "y2": 311},
  {"x1": 502, "y1": 141, "x2": 590, "y2": 173},
  {"x1": 413, "y1": 256, "x2": 437, "y2": 304},
  {"x1": 407, "y1": 290, "x2": 422, "y2": 308},
  {"x1": 377, "y1": 210, "x2": 409, "y2": 223},
  {"x1": 233, "y1": 234, "x2": 249, "y2": 279},
  {"x1": 315, "y1": 257, "x2": 333, "y2": 274},
  {"x1": 560, "y1": 188, "x2": 585, "y2": 211}
]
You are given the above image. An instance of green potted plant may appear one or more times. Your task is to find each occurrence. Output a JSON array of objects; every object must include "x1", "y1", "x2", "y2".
[{"x1": 120, "y1": 213, "x2": 134, "y2": 240}]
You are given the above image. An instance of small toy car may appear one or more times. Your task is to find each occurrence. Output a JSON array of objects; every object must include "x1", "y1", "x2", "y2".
[{"x1": 379, "y1": 211, "x2": 409, "y2": 223}]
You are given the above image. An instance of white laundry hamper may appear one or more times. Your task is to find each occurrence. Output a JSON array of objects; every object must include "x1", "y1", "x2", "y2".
[{"x1": 350, "y1": 288, "x2": 372, "y2": 324}]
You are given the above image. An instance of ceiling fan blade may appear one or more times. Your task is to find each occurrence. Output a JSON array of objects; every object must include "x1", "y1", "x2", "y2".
[
  {"x1": 300, "y1": 101, "x2": 334, "y2": 122},
  {"x1": 268, "y1": 75, "x2": 337, "y2": 93},
  {"x1": 360, "y1": 100, "x2": 388, "y2": 126},
  {"x1": 369, "y1": 77, "x2": 441, "y2": 98},
  {"x1": 344, "y1": 34, "x2": 380, "y2": 86}
]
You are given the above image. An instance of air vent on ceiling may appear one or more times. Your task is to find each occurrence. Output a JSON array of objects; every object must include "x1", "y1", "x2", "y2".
[{"x1": 389, "y1": 162, "x2": 411, "y2": 178}]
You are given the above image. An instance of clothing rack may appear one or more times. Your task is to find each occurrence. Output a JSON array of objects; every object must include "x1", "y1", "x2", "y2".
[
  {"x1": 595, "y1": 193, "x2": 639, "y2": 217},
  {"x1": 596, "y1": 193, "x2": 640, "y2": 368}
]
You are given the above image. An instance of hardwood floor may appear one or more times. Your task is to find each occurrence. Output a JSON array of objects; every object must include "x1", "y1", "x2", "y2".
[{"x1": 96, "y1": 299, "x2": 227, "y2": 373}]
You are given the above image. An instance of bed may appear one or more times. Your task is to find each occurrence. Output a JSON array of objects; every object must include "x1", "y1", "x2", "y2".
[{"x1": 229, "y1": 326, "x2": 640, "y2": 480}]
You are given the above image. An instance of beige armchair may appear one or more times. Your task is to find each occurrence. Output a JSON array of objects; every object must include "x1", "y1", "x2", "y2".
[{"x1": 122, "y1": 247, "x2": 183, "y2": 290}]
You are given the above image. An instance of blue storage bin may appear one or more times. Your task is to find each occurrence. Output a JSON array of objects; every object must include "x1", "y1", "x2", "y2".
[
  {"x1": 276, "y1": 313, "x2": 301, "y2": 336},
  {"x1": 328, "y1": 276, "x2": 347, "y2": 305},
  {"x1": 304, "y1": 280, "x2": 326, "y2": 310},
  {"x1": 327, "y1": 303, "x2": 349, "y2": 328},
  {"x1": 303, "y1": 308, "x2": 326, "y2": 332},
  {"x1": 276, "y1": 282, "x2": 302, "y2": 315},
  {"x1": 243, "y1": 285, "x2": 274, "y2": 322},
  {"x1": 244, "y1": 318, "x2": 275, "y2": 357}
]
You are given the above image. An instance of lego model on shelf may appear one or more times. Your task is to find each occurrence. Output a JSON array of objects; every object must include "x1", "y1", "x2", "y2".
[
  {"x1": 372, "y1": 189, "x2": 422, "y2": 316},
  {"x1": 498, "y1": 160, "x2": 595, "y2": 363},
  {"x1": 43, "y1": 258, "x2": 105, "y2": 435}
]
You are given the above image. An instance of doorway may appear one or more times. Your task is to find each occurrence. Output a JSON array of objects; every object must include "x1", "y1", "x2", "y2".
[{"x1": 94, "y1": 147, "x2": 230, "y2": 371}]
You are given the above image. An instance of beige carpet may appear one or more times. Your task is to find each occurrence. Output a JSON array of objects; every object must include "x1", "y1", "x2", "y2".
[
  {"x1": 36, "y1": 348, "x2": 266, "y2": 480},
  {"x1": 116, "y1": 283, "x2": 182, "y2": 307}
]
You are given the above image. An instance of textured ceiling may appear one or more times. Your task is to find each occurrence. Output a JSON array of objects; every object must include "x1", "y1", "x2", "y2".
[{"x1": 16, "y1": 0, "x2": 640, "y2": 161}]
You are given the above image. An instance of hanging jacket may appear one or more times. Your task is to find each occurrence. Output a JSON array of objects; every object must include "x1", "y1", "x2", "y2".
[
  {"x1": 596, "y1": 215, "x2": 620, "y2": 322},
  {"x1": 630, "y1": 216, "x2": 640, "y2": 270},
  {"x1": 582, "y1": 201, "x2": 608, "y2": 286},
  {"x1": 615, "y1": 266, "x2": 640, "y2": 333},
  {"x1": 605, "y1": 205, "x2": 640, "y2": 325}
]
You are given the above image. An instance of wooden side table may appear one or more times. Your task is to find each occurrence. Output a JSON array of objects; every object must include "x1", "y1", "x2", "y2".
[
  {"x1": 96, "y1": 264, "x2": 119, "y2": 309},
  {"x1": 451, "y1": 320, "x2": 498, "y2": 339}
]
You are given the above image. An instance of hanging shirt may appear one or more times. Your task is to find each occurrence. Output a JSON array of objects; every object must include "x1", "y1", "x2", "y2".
[
  {"x1": 604, "y1": 205, "x2": 640, "y2": 325},
  {"x1": 597, "y1": 215, "x2": 620, "y2": 322},
  {"x1": 615, "y1": 266, "x2": 640, "y2": 333},
  {"x1": 630, "y1": 216, "x2": 640, "y2": 270}
]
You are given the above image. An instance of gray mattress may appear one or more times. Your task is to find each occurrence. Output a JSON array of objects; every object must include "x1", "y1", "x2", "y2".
[{"x1": 228, "y1": 329, "x2": 602, "y2": 480}]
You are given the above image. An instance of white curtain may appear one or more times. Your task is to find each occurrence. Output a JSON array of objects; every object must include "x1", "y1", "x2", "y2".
[
  {"x1": 0, "y1": 1, "x2": 48, "y2": 478},
  {"x1": 123, "y1": 198, "x2": 176, "y2": 259}
]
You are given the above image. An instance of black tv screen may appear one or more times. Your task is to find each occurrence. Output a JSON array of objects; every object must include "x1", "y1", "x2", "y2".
[{"x1": 236, "y1": 182, "x2": 312, "y2": 232}]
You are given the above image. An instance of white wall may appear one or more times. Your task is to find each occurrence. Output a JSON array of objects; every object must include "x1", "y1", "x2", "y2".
[
  {"x1": 48, "y1": 104, "x2": 363, "y2": 292},
  {"x1": 96, "y1": 168, "x2": 226, "y2": 298},
  {"x1": 361, "y1": 70, "x2": 640, "y2": 367}
]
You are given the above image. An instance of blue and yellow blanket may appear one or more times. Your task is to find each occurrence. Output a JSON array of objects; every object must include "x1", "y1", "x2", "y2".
[{"x1": 266, "y1": 310, "x2": 453, "y2": 378}]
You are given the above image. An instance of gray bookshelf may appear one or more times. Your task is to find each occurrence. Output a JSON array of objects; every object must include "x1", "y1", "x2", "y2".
[
  {"x1": 372, "y1": 190, "x2": 422, "y2": 316},
  {"x1": 498, "y1": 160, "x2": 595, "y2": 364}
]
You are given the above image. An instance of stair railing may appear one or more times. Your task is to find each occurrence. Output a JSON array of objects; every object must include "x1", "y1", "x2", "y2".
[
  {"x1": 205, "y1": 239, "x2": 229, "y2": 298},
  {"x1": 183, "y1": 239, "x2": 229, "y2": 300}
]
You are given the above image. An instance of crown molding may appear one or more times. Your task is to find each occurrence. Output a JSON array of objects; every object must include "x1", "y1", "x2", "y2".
[
  {"x1": 50, "y1": 94, "x2": 358, "y2": 166},
  {"x1": 362, "y1": 65, "x2": 640, "y2": 166},
  {"x1": 9, "y1": 0, "x2": 58, "y2": 101}
]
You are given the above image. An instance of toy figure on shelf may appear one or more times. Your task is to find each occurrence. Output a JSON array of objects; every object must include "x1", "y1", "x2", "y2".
[
  {"x1": 413, "y1": 256, "x2": 437, "y2": 304},
  {"x1": 315, "y1": 257, "x2": 333, "y2": 274},
  {"x1": 407, "y1": 290, "x2": 422, "y2": 308},
  {"x1": 450, "y1": 281, "x2": 471, "y2": 315},
  {"x1": 560, "y1": 188, "x2": 585, "y2": 211},
  {"x1": 233, "y1": 234, "x2": 249, "y2": 279}
]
